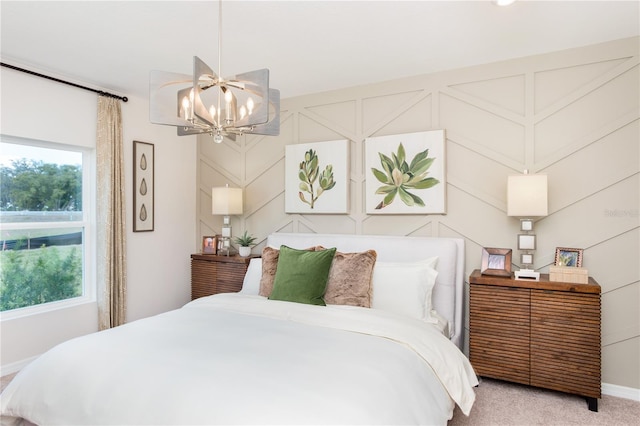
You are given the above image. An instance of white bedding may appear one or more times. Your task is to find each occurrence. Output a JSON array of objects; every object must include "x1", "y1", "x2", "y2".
[{"x1": 1, "y1": 293, "x2": 478, "y2": 425}]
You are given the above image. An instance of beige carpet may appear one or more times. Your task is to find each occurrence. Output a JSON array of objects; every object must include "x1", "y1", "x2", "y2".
[{"x1": 449, "y1": 378, "x2": 640, "y2": 426}]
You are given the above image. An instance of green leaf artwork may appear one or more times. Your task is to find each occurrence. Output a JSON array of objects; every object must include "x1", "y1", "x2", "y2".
[
  {"x1": 298, "y1": 149, "x2": 335, "y2": 209},
  {"x1": 371, "y1": 142, "x2": 439, "y2": 210}
]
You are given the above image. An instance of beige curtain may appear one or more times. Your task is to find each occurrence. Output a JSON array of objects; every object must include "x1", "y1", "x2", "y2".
[{"x1": 96, "y1": 96, "x2": 127, "y2": 330}]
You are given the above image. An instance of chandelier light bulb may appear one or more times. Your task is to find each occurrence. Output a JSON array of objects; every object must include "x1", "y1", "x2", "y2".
[
  {"x1": 239, "y1": 105, "x2": 247, "y2": 120},
  {"x1": 247, "y1": 97, "x2": 254, "y2": 115},
  {"x1": 181, "y1": 96, "x2": 190, "y2": 119}
]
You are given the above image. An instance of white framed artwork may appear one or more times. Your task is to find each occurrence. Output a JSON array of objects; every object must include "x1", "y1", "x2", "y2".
[
  {"x1": 285, "y1": 140, "x2": 349, "y2": 214},
  {"x1": 365, "y1": 130, "x2": 446, "y2": 214}
]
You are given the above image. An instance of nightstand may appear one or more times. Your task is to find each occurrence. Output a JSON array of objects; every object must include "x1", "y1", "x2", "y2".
[
  {"x1": 190, "y1": 254, "x2": 257, "y2": 300},
  {"x1": 468, "y1": 269, "x2": 601, "y2": 411}
]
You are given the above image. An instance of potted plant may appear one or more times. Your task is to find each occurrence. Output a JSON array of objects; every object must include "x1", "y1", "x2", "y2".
[{"x1": 234, "y1": 231, "x2": 256, "y2": 257}]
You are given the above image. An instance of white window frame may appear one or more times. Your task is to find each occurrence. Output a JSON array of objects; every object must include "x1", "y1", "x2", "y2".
[{"x1": 0, "y1": 135, "x2": 96, "y2": 320}]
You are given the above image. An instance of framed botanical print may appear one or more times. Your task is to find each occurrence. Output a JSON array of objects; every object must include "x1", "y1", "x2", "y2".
[
  {"x1": 285, "y1": 140, "x2": 349, "y2": 214},
  {"x1": 365, "y1": 130, "x2": 446, "y2": 214}
]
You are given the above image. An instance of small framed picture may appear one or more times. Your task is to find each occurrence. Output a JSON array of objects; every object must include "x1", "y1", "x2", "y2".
[
  {"x1": 554, "y1": 247, "x2": 583, "y2": 267},
  {"x1": 202, "y1": 236, "x2": 217, "y2": 254},
  {"x1": 518, "y1": 234, "x2": 536, "y2": 250},
  {"x1": 481, "y1": 247, "x2": 512, "y2": 277},
  {"x1": 521, "y1": 253, "x2": 534, "y2": 265},
  {"x1": 520, "y1": 219, "x2": 534, "y2": 232}
]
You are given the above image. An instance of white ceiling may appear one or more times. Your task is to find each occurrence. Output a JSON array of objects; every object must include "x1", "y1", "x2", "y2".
[{"x1": 1, "y1": 1, "x2": 639, "y2": 100}]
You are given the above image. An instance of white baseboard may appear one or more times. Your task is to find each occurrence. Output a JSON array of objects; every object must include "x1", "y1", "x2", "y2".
[{"x1": 602, "y1": 382, "x2": 640, "y2": 401}]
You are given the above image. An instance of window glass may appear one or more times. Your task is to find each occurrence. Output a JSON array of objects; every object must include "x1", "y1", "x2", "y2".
[{"x1": 0, "y1": 139, "x2": 88, "y2": 312}]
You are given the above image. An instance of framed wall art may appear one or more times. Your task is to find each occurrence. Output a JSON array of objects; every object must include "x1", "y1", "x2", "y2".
[
  {"x1": 365, "y1": 130, "x2": 446, "y2": 214},
  {"x1": 285, "y1": 140, "x2": 349, "y2": 214},
  {"x1": 481, "y1": 247, "x2": 512, "y2": 277},
  {"x1": 554, "y1": 247, "x2": 584, "y2": 267},
  {"x1": 133, "y1": 140, "x2": 154, "y2": 232}
]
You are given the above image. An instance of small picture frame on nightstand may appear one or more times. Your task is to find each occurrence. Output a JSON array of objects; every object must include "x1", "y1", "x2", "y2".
[
  {"x1": 202, "y1": 236, "x2": 217, "y2": 254},
  {"x1": 481, "y1": 247, "x2": 512, "y2": 277}
]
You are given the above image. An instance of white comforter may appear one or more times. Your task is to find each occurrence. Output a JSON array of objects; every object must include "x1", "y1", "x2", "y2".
[{"x1": 1, "y1": 294, "x2": 478, "y2": 425}]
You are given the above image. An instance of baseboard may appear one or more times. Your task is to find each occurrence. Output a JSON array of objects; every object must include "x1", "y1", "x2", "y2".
[
  {"x1": 602, "y1": 382, "x2": 640, "y2": 401},
  {"x1": 0, "y1": 356, "x2": 37, "y2": 377}
]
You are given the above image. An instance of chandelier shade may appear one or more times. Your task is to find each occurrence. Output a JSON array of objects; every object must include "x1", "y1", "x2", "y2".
[
  {"x1": 149, "y1": 1, "x2": 279, "y2": 143},
  {"x1": 150, "y1": 57, "x2": 280, "y2": 142}
]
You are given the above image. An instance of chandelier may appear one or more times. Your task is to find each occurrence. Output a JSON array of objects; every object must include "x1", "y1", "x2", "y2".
[{"x1": 149, "y1": 1, "x2": 279, "y2": 143}]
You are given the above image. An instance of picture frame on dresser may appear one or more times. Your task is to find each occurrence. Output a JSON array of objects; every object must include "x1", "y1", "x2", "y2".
[
  {"x1": 202, "y1": 236, "x2": 217, "y2": 254},
  {"x1": 480, "y1": 247, "x2": 512, "y2": 277},
  {"x1": 554, "y1": 247, "x2": 583, "y2": 267}
]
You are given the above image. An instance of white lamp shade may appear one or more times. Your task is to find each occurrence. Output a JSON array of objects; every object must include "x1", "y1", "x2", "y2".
[
  {"x1": 211, "y1": 186, "x2": 243, "y2": 215},
  {"x1": 507, "y1": 174, "x2": 548, "y2": 217}
]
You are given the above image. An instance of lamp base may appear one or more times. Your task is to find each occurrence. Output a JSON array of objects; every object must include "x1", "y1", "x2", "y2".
[{"x1": 514, "y1": 268, "x2": 540, "y2": 281}]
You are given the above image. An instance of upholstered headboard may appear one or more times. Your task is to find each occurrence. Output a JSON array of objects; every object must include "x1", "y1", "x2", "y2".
[{"x1": 266, "y1": 233, "x2": 465, "y2": 349}]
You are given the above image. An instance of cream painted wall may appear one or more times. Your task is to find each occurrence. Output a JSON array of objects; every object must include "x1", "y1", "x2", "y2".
[
  {"x1": 0, "y1": 68, "x2": 197, "y2": 373},
  {"x1": 198, "y1": 37, "x2": 639, "y2": 391}
]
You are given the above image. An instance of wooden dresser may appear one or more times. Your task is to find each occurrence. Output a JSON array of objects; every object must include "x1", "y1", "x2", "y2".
[
  {"x1": 190, "y1": 254, "x2": 255, "y2": 300},
  {"x1": 468, "y1": 269, "x2": 601, "y2": 411}
]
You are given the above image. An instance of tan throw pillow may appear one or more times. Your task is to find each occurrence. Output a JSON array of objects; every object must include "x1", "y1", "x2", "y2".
[
  {"x1": 258, "y1": 246, "x2": 320, "y2": 297},
  {"x1": 324, "y1": 250, "x2": 377, "y2": 308},
  {"x1": 258, "y1": 246, "x2": 280, "y2": 297}
]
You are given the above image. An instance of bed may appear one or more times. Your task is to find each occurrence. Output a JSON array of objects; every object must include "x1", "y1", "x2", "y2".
[{"x1": 0, "y1": 233, "x2": 478, "y2": 425}]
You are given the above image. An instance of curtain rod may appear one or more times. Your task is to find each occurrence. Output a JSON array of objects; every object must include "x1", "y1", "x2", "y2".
[{"x1": 1, "y1": 62, "x2": 128, "y2": 102}]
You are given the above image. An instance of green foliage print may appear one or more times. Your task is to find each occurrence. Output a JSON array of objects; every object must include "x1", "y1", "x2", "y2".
[
  {"x1": 298, "y1": 149, "x2": 335, "y2": 209},
  {"x1": 371, "y1": 142, "x2": 439, "y2": 210}
]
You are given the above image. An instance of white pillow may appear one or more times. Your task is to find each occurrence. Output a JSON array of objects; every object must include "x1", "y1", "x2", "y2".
[
  {"x1": 371, "y1": 257, "x2": 438, "y2": 322},
  {"x1": 240, "y1": 258, "x2": 263, "y2": 295}
]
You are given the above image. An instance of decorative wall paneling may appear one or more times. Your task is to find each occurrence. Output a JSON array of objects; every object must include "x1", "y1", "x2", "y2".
[{"x1": 197, "y1": 37, "x2": 639, "y2": 390}]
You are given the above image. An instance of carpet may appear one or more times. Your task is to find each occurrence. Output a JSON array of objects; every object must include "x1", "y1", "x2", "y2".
[{"x1": 449, "y1": 378, "x2": 640, "y2": 426}]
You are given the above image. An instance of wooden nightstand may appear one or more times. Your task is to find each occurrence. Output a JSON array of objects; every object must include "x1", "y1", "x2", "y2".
[
  {"x1": 468, "y1": 269, "x2": 601, "y2": 411},
  {"x1": 190, "y1": 254, "x2": 257, "y2": 300}
]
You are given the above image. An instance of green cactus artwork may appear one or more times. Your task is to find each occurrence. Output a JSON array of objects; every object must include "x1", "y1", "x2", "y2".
[
  {"x1": 298, "y1": 149, "x2": 335, "y2": 209},
  {"x1": 371, "y1": 142, "x2": 439, "y2": 210}
]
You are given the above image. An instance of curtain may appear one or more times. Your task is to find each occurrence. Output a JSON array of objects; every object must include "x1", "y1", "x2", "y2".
[{"x1": 96, "y1": 96, "x2": 127, "y2": 330}]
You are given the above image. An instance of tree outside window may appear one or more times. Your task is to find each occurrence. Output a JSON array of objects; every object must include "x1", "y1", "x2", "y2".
[{"x1": 0, "y1": 140, "x2": 87, "y2": 312}]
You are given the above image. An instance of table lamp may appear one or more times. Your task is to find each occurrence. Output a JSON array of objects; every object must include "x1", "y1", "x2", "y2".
[
  {"x1": 211, "y1": 184, "x2": 243, "y2": 256},
  {"x1": 507, "y1": 171, "x2": 548, "y2": 280}
]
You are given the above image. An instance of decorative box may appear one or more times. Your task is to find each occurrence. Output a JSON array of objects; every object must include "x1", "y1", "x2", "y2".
[{"x1": 549, "y1": 266, "x2": 589, "y2": 284}]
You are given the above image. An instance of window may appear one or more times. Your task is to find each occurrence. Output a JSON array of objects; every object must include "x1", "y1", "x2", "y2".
[{"x1": 0, "y1": 137, "x2": 94, "y2": 314}]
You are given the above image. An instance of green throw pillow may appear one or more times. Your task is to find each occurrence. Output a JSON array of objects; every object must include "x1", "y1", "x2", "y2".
[{"x1": 268, "y1": 245, "x2": 337, "y2": 306}]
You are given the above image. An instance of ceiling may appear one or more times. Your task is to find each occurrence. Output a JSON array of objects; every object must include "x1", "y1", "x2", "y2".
[{"x1": 1, "y1": 1, "x2": 639, "y2": 101}]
